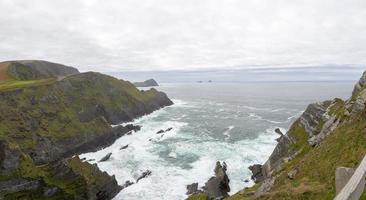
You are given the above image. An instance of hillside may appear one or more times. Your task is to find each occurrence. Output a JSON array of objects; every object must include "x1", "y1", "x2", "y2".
[
  {"x1": 0, "y1": 60, "x2": 79, "y2": 91},
  {"x1": 0, "y1": 61, "x2": 173, "y2": 199}
]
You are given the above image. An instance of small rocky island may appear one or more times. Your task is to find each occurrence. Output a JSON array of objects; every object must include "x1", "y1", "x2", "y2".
[
  {"x1": 133, "y1": 78, "x2": 159, "y2": 87},
  {"x1": 0, "y1": 60, "x2": 173, "y2": 200}
]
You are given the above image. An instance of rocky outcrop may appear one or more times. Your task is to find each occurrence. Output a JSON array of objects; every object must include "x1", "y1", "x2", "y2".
[
  {"x1": 186, "y1": 183, "x2": 199, "y2": 195},
  {"x1": 133, "y1": 79, "x2": 159, "y2": 87},
  {"x1": 249, "y1": 164, "x2": 264, "y2": 183},
  {"x1": 299, "y1": 101, "x2": 331, "y2": 138},
  {"x1": 188, "y1": 161, "x2": 230, "y2": 200}
]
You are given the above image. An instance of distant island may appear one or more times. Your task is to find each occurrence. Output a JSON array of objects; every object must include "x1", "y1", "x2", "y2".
[{"x1": 133, "y1": 78, "x2": 159, "y2": 87}]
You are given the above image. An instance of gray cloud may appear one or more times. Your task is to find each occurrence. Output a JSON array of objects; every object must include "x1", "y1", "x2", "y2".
[{"x1": 0, "y1": 0, "x2": 366, "y2": 72}]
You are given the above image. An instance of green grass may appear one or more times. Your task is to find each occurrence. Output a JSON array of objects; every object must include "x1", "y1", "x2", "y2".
[{"x1": 0, "y1": 78, "x2": 56, "y2": 91}]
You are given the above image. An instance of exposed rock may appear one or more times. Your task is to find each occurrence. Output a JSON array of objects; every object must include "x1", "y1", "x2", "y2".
[
  {"x1": 121, "y1": 180, "x2": 134, "y2": 190},
  {"x1": 136, "y1": 170, "x2": 152, "y2": 183},
  {"x1": 43, "y1": 187, "x2": 60, "y2": 197},
  {"x1": 287, "y1": 168, "x2": 298, "y2": 179},
  {"x1": 156, "y1": 129, "x2": 165, "y2": 134},
  {"x1": 120, "y1": 145, "x2": 129, "y2": 150},
  {"x1": 165, "y1": 127, "x2": 173, "y2": 132},
  {"x1": 308, "y1": 115, "x2": 340, "y2": 146},
  {"x1": 274, "y1": 128, "x2": 284, "y2": 136},
  {"x1": 186, "y1": 183, "x2": 199, "y2": 195},
  {"x1": 0, "y1": 178, "x2": 42, "y2": 194},
  {"x1": 249, "y1": 164, "x2": 264, "y2": 183},
  {"x1": 133, "y1": 79, "x2": 159, "y2": 87},
  {"x1": 99, "y1": 153, "x2": 112, "y2": 162},
  {"x1": 244, "y1": 179, "x2": 250, "y2": 183},
  {"x1": 335, "y1": 167, "x2": 355, "y2": 195},
  {"x1": 299, "y1": 101, "x2": 331, "y2": 137},
  {"x1": 203, "y1": 161, "x2": 230, "y2": 199},
  {"x1": 254, "y1": 177, "x2": 276, "y2": 198}
]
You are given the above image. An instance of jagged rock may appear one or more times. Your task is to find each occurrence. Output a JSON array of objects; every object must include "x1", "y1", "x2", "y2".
[
  {"x1": 186, "y1": 183, "x2": 199, "y2": 195},
  {"x1": 99, "y1": 153, "x2": 112, "y2": 162},
  {"x1": 156, "y1": 130, "x2": 164, "y2": 134},
  {"x1": 165, "y1": 127, "x2": 173, "y2": 132},
  {"x1": 287, "y1": 168, "x2": 298, "y2": 179},
  {"x1": 275, "y1": 128, "x2": 284, "y2": 136},
  {"x1": 299, "y1": 101, "x2": 331, "y2": 137},
  {"x1": 121, "y1": 180, "x2": 134, "y2": 190},
  {"x1": 308, "y1": 115, "x2": 340, "y2": 146},
  {"x1": 203, "y1": 161, "x2": 230, "y2": 199},
  {"x1": 249, "y1": 164, "x2": 264, "y2": 183},
  {"x1": 120, "y1": 145, "x2": 129, "y2": 150},
  {"x1": 335, "y1": 167, "x2": 355, "y2": 194},
  {"x1": 136, "y1": 170, "x2": 152, "y2": 183}
]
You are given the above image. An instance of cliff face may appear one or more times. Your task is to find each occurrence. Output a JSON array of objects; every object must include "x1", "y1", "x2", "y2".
[
  {"x1": 0, "y1": 62, "x2": 173, "y2": 199},
  {"x1": 229, "y1": 71, "x2": 366, "y2": 200}
]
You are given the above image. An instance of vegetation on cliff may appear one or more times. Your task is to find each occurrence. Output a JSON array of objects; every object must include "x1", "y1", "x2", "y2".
[{"x1": 0, "y1": 60, "x2": 173, "y2": 199}]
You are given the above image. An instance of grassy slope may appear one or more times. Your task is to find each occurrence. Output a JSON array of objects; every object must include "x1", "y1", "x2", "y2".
[{"x1": 0, "y1": 62, "x2": 57, "y2": 91}]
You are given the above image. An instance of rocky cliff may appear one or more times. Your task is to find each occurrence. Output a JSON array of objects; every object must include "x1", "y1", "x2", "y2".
[
  {"x1": 0, "y1": 61, "x2": 173, "y2": 199},
  {"x1": 228, "y1": 71, "x2": 366, "y2": 200}
]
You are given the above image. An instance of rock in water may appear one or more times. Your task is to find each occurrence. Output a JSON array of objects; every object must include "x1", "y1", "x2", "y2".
[
  {"x1": 136, "y1": 170, "x2": 152, "y2": 183},
  {"x1": 156, "y1": 129, "x2": 164, "y2": 134},
  {"x1": 121, "y1": 180, "x2": 134, "y2": 190},
  {"x1": 275, "y1": 128, "x2": 284, "y2": 136},
  {"x1": 120, "y1": 144, "x2": 129, "y2": 150},
  {"x1": 133, "y1": 79, "x2": 159, "y2": 87},
  {"x1": 204, "y1": 161, "x2": 230, "y2": 199},
  {"x1": 186, "y1": 183, "x2": 199, "y2": 195},
  {"x1": 99, "y1": 153, "x2": 112, "y2": 162},
  {"x1": 165, "y1": 127, "x2": 173, "y2": 132}
]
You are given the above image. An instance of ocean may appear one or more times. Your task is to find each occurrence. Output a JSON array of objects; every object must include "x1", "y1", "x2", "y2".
[{"x1": 80, "y1": 81, "x2": 354, "y2": 200}]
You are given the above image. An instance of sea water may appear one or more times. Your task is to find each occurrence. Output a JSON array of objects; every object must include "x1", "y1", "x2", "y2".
[{"x1": 81, "y1": 82, "x2": 354, "y2": 200}]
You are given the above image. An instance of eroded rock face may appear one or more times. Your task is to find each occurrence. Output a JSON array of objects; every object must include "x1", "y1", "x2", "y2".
[{"x1": 299, "y1": 101, "x2": 331, "y2": 137}]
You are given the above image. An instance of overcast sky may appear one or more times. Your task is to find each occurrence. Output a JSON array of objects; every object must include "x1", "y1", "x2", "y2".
[{"x1": 1, "y1": 0, "x2": 366, "y2": 77}]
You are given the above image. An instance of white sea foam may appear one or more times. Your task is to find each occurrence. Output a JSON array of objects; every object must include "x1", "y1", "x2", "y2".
[
  {"x1": 223, "y1": 125, "x2": 234, "y2": 140},
  {"x1": 80, "y1": 99, "x2": 286, "y2": 200}
]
